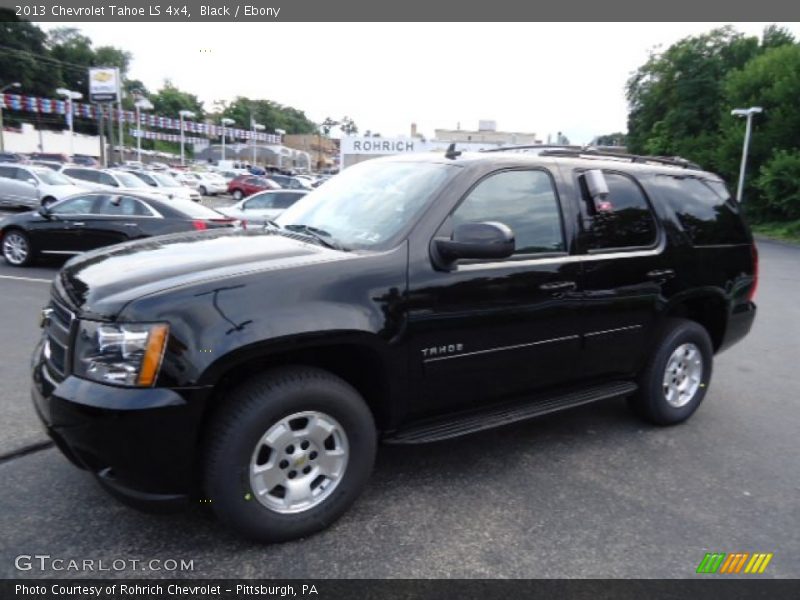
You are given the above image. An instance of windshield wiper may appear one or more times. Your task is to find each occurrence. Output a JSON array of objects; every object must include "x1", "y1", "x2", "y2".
[{"x1": 283, "y1": 224, "x2": 347, "y2": 251}]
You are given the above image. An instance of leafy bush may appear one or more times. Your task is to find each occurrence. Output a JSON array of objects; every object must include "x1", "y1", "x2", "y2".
[{"x1": 756, "y1": 150, "x2": 800, "y2": 220}]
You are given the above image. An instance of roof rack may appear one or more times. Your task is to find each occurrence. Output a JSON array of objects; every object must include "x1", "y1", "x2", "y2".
[{"x1": 482, "y1": 144, "x2": 703, "y2": 170}]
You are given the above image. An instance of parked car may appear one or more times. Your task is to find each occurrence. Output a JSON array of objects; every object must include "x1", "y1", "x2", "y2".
[
  {"x1": 1, "y1": 191, "x2": 236, "y2": 266},
  {"x1": 147, "y1": 161, "x2": 169, "y2": 171},
  {"x1": 186, "y1": 171, "x2": 227, "y2": 196},
  {"x1": 29, "y1": 150, "x2": 757, "y2": 543},
  {"x1": 0, "y1": 164, "x2": 88, "y2": 208},
  {"x1": 31, "y1": 160, "x2": 63, "y2": 171},
  {"x1": 169, "y1": 169, "x2": 201, "y2": 190},
  {"x1": 59, "y1": 166, "x2": 161, "y2": 195},
  {"x1": 268, "y1": 173, "x2": 312, "y2": 190},
  {"x1": 127, "y1": 170, "x2": 202, "y2": 202},
  {"x1": 0, "y1": 151, "x2": 26, "y2": 163},
  {"x1": 227, "y1": 175, "x2": 280, "y2": 200},
  {"x1": 28, "y1": 152, "x2": 68, "y2": 163},
  {"x1": 217, "y1": 190, "x2": 308, "y2": 225},
  {"x1": 72, "y1": 155, "x2": 99, "y2": 167}
]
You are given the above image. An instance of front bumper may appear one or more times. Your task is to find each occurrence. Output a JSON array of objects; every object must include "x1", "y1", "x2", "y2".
[{"x1": 31, "y1": 346, "x2": 212, "y2": 512}]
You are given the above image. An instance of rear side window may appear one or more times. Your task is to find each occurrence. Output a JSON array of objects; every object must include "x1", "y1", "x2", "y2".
[
  {"x1": 95, "y1": 196, "x2": 153, "y2": 216},
  {"x1": 582, "y1": 172, "x2": 658, "y2": 250},
  {"x1": 655, "y1": 175, "x2": 749, "y2": 245},
  {"x1": 275, "y1": 192, "x2": 303, "y2": 208},
  {"x1": 0, "y1": 165, "x2": 17, "y2": 179}
]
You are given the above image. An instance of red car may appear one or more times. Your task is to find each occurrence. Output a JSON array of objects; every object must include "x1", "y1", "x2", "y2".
[{"x1": 227, "y1": 175, "x2": 280, "y2": 200}]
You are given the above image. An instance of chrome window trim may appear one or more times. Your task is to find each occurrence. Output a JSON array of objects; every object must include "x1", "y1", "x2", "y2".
[{"x1": 455, "y1": 236, "x2": 666, "y2": 272}]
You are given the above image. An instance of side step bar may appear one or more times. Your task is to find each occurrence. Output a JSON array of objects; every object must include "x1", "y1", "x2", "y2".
[{"x1": 384, "y1": 381, "x2": 637, "y2": 444}]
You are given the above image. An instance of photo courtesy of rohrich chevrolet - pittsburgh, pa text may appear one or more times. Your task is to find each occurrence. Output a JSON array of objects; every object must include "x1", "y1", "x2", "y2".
[{"x1": 0, "y1": 0, "x2": 798, "y2": 598}]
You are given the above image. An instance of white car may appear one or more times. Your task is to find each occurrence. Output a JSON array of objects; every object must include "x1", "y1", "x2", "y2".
[
  {"x1": 217, "y1": 189, "x2": 308, "y2": 226},
  {"x1": 187, "y1": 171, "x2": 227, "y2": 196},
  {"x1": 169, "y1": 169, "x2": 201, "y2": 190},
  {"x1": 59, "y1": 166, "x2": 186, "y2": 202},
  {"x1": 0, "y1": 164, "x2": 88, "y2": 208},
  {"x1": 127, "y1": 170, "x2": 203, "y2": 202}
]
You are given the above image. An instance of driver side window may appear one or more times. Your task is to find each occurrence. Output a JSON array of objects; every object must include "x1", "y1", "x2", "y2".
[{"x1": 451, "y1": 169, "x2": 565, "y2": 255}]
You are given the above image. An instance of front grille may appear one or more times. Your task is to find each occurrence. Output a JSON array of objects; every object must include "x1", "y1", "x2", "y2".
[{"x1": 43, "y1": 293, "x2": 75, "y2": 381}]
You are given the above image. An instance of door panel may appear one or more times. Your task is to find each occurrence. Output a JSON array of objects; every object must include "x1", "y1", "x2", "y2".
[{"x1": 407, "y1": 168, "x2": 581, "y2": 419}]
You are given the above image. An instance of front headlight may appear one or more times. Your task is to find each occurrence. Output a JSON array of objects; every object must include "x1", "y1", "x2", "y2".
[{"x1": 73, "y1": 321, "x2": 169, "y2": 387}]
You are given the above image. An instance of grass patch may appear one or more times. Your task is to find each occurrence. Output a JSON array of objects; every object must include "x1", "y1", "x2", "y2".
[{"x1": 751, "y1": 220, "x2": 800, "y2": 244}]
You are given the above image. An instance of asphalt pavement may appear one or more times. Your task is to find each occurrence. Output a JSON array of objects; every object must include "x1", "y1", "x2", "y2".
[{"x1": 0, "y1": 226, "x2": 798, "y2": 578}]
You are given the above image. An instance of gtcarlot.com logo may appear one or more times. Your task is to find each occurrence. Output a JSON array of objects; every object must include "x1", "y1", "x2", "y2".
[{"x1": 696, "y1": 552, "x2": 773, "y2": 574}]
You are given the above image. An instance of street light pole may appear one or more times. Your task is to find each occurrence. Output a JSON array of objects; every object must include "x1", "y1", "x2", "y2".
[
  {"x1": 134, "y1": 98, "x2": 153, "y2": 163},
  {"x1": 56, "y1": 88, "x2": 83, "y2": 160},
  {"x1": 179, "y1": 110, "x2": 196, "y2": 166},
  {"x1": 0, "y1": 81, "x2": 21, "y2": 152},
  {"x1": 731, "y1": 106, "x2": 764, "y2": 204},
  {"x1": 220, "y1": 117, "x2": 234, "y2": 161}
]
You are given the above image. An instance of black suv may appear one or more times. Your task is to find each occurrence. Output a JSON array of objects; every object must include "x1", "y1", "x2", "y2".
[{"x1": 32, "y1": 149, "x2": 757, "y2": 542}]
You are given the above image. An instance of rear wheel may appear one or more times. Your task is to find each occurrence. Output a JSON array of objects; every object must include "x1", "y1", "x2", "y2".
[
  {"x1": 199, "y1": 186, "x2": 207, "y2": 197},
  {"x1": 2, "y1": 229, "x2": 34, "y2": 266},
  {"x1": 232, "y1": 189, "x2": 243, "y2": 201},
  {"x1": 204, "y1": 366, "x2": 376, "y2": 542},
  {"x1": 629, "y1": 318, "x2": 713, "y2": 425}
]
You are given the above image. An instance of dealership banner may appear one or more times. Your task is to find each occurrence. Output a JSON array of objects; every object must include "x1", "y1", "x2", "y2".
[{"x1": 0, "y1": 93, "x2": 282, "y2": 143}]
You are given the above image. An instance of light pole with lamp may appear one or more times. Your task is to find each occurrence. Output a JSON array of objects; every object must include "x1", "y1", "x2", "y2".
[
  {"x1": 179, "y1": 109, "x2": 196, "y2": 166},
  {"x1": 56, "y1": 88, "x2": 83, "y2": 160},
  {"x1": 220, "y1": 117, "x2": 234, "y2": 161},
  {"x1": 731, "y1": 106, "x2": 763, "y2": 204},
  {"x1": 275, "y1": 128, "x2": 286, "y2": 170},
  {"x1": 251, "y1": 120, "x2": 265, "y2": 165},
  {"x1": 134, "y1": 97, "x2": 153, "y2": 163}
]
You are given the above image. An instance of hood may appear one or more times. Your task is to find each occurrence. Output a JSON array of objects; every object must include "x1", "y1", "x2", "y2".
[{"x1": 56, "y1": 229, "x2": 351, "y2": 319}]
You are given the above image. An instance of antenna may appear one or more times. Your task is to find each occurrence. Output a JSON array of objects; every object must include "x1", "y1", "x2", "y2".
[{"x1": 445, "y1": 143, "x2": 461, "y2": 160}]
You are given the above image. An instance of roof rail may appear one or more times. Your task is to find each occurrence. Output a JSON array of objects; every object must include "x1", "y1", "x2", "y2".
[{"x1": 481, "y1": 144, "x2": 703, "y2": 170}]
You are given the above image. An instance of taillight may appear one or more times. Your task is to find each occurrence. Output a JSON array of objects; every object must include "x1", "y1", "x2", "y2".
[
  {"x1": 192, "y1": 220, "x2": 207, "y2": 230},
  {"x1": 747, "y1": 243, "x2": 759, "y2": 302}
]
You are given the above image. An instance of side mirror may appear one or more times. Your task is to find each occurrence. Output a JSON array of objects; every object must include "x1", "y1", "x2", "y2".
[
  {"x1": 38, "y1": 206, "x2": 51, "y2": 218},
  {"x1": 27, "y1": 178, "x2": 38, "y2": 187},
  {"x1": 434, "y1": 221, "x2": 515, "y2": 267}
]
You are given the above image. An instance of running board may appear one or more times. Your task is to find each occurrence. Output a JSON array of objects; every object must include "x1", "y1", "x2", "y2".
[{"x1": 384, "y1": 381, "x2": 637, "y2": 444}]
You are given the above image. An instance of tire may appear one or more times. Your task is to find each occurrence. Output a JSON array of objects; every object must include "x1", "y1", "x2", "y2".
[
  {"x1": 41, "y1": 196, "x2": 56, "y2": 208},
  {"x1": 629, "y1": 318, "x2": 713, "y2": 426},
  {"x1": 232, "y1": 189, "x2": 243, "y2": 201},
  {"x1": 204, "y1": 366, "x2": 376, "y2": 543},
  {"x1": 199, "y1": 186, "x2": 207, "y2": 197},
  {"x1": 2, "y1": 229, "x2": 34, "y2": 267}
]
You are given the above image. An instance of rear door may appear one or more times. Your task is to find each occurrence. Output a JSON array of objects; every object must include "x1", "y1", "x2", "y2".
[
  {"x1": 0, "y1": 166, "x2": 33, "y2": 207},
  {"x1": 73, "y1": 195, "x2": 153, "y2": 250},
  {"x1": 572, "y1": 169, "x2": 668, "y2": 380}
]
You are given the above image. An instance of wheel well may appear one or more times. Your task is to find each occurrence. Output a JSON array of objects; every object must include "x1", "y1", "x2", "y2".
[
  {"x1": 41, "y1": 196, "x2": 56, "y2": 205},
  {"x1": 666, "y1": 296, "x2": 727, "y2": 351},
  {"x1": 204, "y1": 344, "x2": 392, "y2": 430}
]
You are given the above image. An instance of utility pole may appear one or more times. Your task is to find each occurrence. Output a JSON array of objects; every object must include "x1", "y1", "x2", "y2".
[{"x1": 731, "y1": 106, "x2": 764, "y2": 204}]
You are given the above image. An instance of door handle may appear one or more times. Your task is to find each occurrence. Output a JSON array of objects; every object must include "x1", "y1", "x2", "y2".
[
  {"x1": 123, "y1": 223, "x2": 138, "y2": 227},
  {"x1": 540, "y1": 281, "x2": 577, "y2": 292},
  {"x1": 647, "y1": 269, "x2": 675, "y2": 281},
  {"x1": 72, "y1": 222, "x2": 85, "y2": 227}
]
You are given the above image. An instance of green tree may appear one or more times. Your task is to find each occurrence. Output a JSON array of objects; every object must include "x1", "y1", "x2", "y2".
[
  {"x1": 720, "y1": 43, "x2": 800, "y2": 212},
  {"x1": 150, "y1": 80, "x2": 205, "y2": 120},
  {"x1": 220, "y1": 96, "x2": 316, "y2": 135},
  {"x1": 0, "y1": 17, "x2": 60, "y2": 97},
  {"x1": 626, "y1": 26, "x2": 762, "y2": 168},
  {"x1": 756, "y1": 150, "x2": 800, "y2": 220}
]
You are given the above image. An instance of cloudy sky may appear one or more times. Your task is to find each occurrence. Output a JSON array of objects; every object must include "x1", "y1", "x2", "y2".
[{"x1": 44, "y1": 22, "x2": 800, "y2": 143}]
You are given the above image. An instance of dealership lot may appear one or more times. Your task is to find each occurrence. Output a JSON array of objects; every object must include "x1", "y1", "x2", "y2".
[{"x1": 0, "y1": 237, "x2": 798, "y2": 578}]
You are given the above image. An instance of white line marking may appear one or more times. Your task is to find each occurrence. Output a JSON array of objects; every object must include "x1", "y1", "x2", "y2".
[{"x1": 0, "y1": 274, "x2": 51, "y2": 283}]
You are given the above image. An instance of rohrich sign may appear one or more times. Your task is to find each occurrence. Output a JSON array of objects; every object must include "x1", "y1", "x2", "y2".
[{"x1": 340, "y1": 137, "x2": 421, "y2": 155}]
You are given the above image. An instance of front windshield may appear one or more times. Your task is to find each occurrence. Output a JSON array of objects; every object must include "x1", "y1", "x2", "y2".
[
  {"x1": 113, "y1": 171, "x2": 149, "y2": 188},
  {"x1": 151, "y1": 172, "x2": 182, "y2": 187},
  {"x1": 34, "y1": 169, "x2": 72, "y2": 185},
  {"x1": 275, "y1": 160, "x2": 454, "y2": 249}
]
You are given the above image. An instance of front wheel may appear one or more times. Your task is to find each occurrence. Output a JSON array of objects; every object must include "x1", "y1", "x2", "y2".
[
  {"x1": 232, "y1": 189, "x2": 243, "y2": 201},
  {"x1": 199, "y1": 186, "x2": 207, "y2": 197},
  {"x1": 2, "y1": 229, "x2": 34, "y2": 266},
  {"x1": 629, "y1": 318, "x2": 713, "y2": 425},
  {"x1": 204, "y1": 366, "x2": 376, "y2": 542}
]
